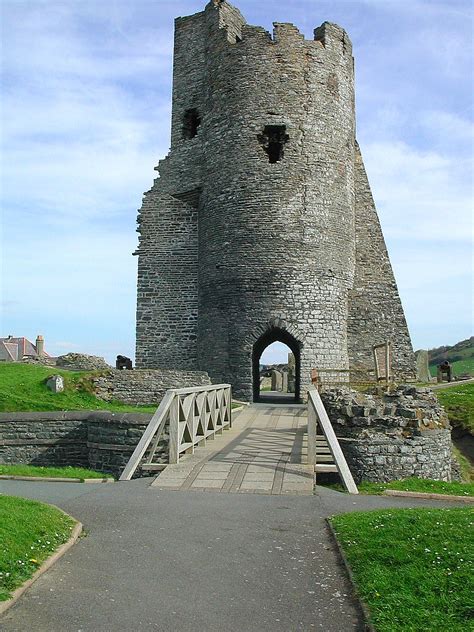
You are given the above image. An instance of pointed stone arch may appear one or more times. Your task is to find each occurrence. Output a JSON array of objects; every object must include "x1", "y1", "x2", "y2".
[{"x1": 251, "y1": 323, "x2": 303, "y2": 403}]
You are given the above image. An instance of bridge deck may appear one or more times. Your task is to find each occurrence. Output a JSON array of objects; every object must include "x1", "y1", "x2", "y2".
[{"x1": 151, "y1": 404, "x2": 315, "y2": 494}]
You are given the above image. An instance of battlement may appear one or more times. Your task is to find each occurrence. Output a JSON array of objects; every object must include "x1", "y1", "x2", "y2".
[
  {"x1": 200, "y1": 1, "x2": 352, "y2": 54},
  {"x1": 173, "y1": 2, "x2": 352, "y2": 58}
]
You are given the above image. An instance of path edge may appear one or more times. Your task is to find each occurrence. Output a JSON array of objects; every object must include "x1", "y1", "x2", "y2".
[
  {"x1": 383, "y1": 489, "x2": 473, "y2": 503},
  {"x1": 0, "y1": 507, "x2": 83, "y2": 616},
  {"x1": 0, "y1": 475, "x2": 113, "y2": 484},
  {"x1": 325, "y1": 518, "x2": 376, "y2": 632}
]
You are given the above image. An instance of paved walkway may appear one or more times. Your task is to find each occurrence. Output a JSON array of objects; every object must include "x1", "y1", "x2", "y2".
[
  {"x1": 1, "y1": 405, "x2": 469, "y2": 632},
  {"x1": 153, "y1": 404, "x2": 314, "y2": 495},
  {"x1": 1, "y1": 477, "x2": 467, "y2": 632}
]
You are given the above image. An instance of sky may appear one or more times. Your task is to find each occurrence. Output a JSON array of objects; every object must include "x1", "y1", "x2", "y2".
[{"x1": 1, "y1": 0, "x2": 473, "y2": 365}]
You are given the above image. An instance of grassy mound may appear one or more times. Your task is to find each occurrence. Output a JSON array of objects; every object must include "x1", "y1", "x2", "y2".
[
  {"x1": 435, "y1": 382, "x2": 474, "y2": 434},
  {"x1": 0, "y1": 465, "x2": 112, "y2": 480},
  {"x1": 331, "y1": 508, "x2": 473, "y2": 632},
  {"x1": 0, "y1": 496, "x2": 76, "y2": 601},
  {"x1": 429, "y1": 337, "x2": 474, "y2": 378},
  {"x1": 0, "y1": 363, "x2": 156, "y2": 413}
]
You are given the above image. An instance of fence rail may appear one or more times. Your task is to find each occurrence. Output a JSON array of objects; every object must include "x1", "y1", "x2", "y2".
[
  {"x1": 119, "y1": 384, "x2": 232, "y2": 481},
  {"x1": 307, "y1": 389, "x2": 358, "y2": 494}
]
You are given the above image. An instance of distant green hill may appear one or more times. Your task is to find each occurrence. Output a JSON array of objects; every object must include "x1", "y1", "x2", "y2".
[{"x1": 428, "y1": 336, "x2": 474, "y2": 377}]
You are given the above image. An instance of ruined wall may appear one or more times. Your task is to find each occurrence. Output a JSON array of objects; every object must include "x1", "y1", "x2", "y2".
[
  {"x1": 135, "y1": 0, "x2": 416, "y2": 401},
  {"x1": 321, "y1": 387, "x2": 453, "y2": 482},
  {"x1": 92, "y1": 369, "x2": 211, "y2": 406}
]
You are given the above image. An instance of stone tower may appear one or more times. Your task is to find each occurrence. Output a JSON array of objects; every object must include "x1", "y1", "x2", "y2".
[{"x1": 135, "y1": 0, "x2": 415, "y2": 401}]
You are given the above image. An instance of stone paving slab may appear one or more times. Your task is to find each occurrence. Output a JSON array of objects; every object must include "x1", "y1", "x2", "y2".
[{"x1": 152, "y1": 405, "x2": 314, "y2": 495}]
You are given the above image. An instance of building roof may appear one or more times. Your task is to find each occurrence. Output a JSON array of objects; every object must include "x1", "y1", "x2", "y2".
[{"x1": 0, "y1": 336, "x2": 49, "y2": 361}]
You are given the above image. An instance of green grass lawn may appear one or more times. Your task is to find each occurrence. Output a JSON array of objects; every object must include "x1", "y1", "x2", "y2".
[
  {"x1": 323, "y1": 477, "x2": 474, "y2": 497},
  {"x1": 0, "y1": 465, "x2": 112, "y2": 480},
  {"x1": 429, "y1": 357, "x2": 474, "y2": 378},
  {"x1": 435, "y1": 382, "x2": 474, "y2": 434},
  {"x1": 0, "y1": 496, "x2": 76, "y2": 601},
  {"x1": 330, "y1": 508, "x2": 473, "y2": 632},
  {"x1": 0, "y1": 363, "x2": 156, "y2": 413},
  {"x1": 0, "y1": 363, "x2": 244, "y2": 414}
]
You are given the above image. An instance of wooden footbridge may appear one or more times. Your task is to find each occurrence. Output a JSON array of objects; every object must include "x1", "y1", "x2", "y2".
[{"x1": 120, "y1": 385, "x2": 358, "y2": 495}]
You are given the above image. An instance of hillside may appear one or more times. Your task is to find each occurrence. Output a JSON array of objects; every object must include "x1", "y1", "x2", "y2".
[
  {"x1": 428, "y1": 336, "x2": 474, "y2": 377},
  {"x1": 0, "y1": 363, "x2": 156, "y2": 413}
]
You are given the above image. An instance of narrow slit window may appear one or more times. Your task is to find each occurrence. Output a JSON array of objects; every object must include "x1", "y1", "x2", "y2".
[
  {"x1": 258, "y1": 125, "x2": 289, "y2": 163},
  {"x1": 182, "y1": 108, "x2": 201, "y2": 139}
]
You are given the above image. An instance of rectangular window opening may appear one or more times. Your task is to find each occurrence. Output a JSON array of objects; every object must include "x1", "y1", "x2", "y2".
[{"x1": 258, "y1": 125, "x2": 289, "y2": 163}]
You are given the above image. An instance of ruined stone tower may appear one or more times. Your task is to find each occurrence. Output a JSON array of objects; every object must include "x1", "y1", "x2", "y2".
[{"x1": 135, "y1": 0, "x2": 415, "y2": 401}]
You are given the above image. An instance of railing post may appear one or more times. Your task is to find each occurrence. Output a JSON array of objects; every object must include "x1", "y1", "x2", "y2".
[
  {"x1": 307, "y1": 391, "x2": 317, "y2": 466},
  {"x1": 169, "y1": 394, "x2": 180, "y2": 464},
  {"x1": 228, "y1": 386, "x2": 232, "y2": 428}
]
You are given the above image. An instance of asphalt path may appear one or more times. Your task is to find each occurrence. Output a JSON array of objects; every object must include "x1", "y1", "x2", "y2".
[{"x1": 0, "y1": 479, "x2": 465, "y2": 632}]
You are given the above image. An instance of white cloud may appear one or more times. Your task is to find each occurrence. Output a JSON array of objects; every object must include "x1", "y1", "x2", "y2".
[{"x1": 361, "y1": 140, "x2": 472, "y2": 242}]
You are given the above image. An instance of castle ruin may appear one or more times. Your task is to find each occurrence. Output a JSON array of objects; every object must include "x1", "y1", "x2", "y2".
[{"x1": 135, "y1": 0, "x2": 416, "y2": 402}]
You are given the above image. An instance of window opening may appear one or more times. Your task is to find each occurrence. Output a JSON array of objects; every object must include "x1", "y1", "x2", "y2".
[
  {"x1": 182, "y1": 108, "x2": 201, "y2": 139},
  {"x1": 258, "y1": 125, "x2": 289, "y2": 163}
]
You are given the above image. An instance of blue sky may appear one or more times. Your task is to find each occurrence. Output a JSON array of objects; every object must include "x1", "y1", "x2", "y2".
[{"x1": 1, "y1": 0, "x2": 472, "y2": 365}]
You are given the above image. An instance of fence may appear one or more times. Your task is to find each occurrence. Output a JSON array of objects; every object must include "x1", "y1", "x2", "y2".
[{"x1": 119, "y1": 384, "x2": 232, "y2": 481}]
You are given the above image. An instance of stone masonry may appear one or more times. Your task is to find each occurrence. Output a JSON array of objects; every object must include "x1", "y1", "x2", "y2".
[
  {"x1": 0, "y1": 412, "x2": 164, "y2": 478},
  {"x1": 91, "y1": 369, "x2": 211, "y2": 406},
  {"x1": 135, "y1": 0, "x2": 415, "y2": 401},
  {"x1": 320, "y1": 387, "x2": 453, "y2": 483}
]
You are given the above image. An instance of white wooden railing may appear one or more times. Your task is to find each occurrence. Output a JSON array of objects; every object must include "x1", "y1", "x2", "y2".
[
  {"x1": 307, "y1": 389, "x2": 358, "y2": 494},
  {"x1": 119, "y1": 384, "x2": 232, "y2": 481}
]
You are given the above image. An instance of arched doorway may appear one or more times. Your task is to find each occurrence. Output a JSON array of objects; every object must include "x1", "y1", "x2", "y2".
[{"x1": 252, "y1": 328, "x2": 301, "y2": 403}]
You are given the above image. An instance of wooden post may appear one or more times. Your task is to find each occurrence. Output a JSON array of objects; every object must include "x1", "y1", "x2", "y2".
[
  {"x1": 307, "y1": 391, "x2": 317, "y2": 467},
  {"x1": 168, "y1": 396, "x2": 180, "y2": 464},
  {"x1": 227, "y1": 387, "x2": 233, "y2": 428},
  {"x1": 308, "y1": 390, "x2": 358, "y2": 494},
  {"x1": 119, "y1": 390, "x2": 174, "y2": 481}
]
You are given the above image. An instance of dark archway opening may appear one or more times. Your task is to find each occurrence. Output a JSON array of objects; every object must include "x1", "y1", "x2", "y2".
[{"x1": 252, "y1": 328, "x2": 301, "y2": 403}]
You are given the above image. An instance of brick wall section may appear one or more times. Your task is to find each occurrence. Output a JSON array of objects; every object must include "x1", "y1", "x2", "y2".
[
  {"x1": 0, "y1": 412, "x2": 164, "y2": 479},
  {"x1": 135, "y1": 0, "x2": 416, "y2": 401},
  {"x1": 321, "y1": 387, "x2": 453, "y2": 482},
  {"x1": 92, "y1": 369, "x2": 211, "y2": 406}
]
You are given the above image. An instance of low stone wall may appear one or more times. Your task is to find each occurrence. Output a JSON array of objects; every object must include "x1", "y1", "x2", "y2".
[
  {"x1": 92, "y1": 369, "x2": 211, "y2": 406},
  {"x1": 87, "y1": 412, "x2": 168, "y2": 476},
  {"x1": 321, "y1": 386, "x2": 453, "y2": 483},
  {"x1": 0, "y1": 411, "x2": 163, "y2": 478}
]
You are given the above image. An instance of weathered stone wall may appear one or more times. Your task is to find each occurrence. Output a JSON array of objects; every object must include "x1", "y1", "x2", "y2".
[
  {"x1": 0, "y1": 412, "x2": 161, "y2": 478},
  {"x1": 0, "y1": 412, "x2": 90, "y2": 468},
  {"x1": 135, "y1": 0, "x2": 416, "y2": 401},
  {"x1": 321, "y1": 387, "x2": 453, "y2": 482},
  {"x1": 56, "y1": 353, "x2": 112, "y2": 371},
  {"x1": 92, "y1": 369, "x2": 211, "y2": 406},
  {"x1": 87, "y1": 412, "x2": 167, "y2": 477}
]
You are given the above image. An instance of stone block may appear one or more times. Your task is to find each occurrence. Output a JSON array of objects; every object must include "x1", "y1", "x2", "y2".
[{"x1": 46, "y1": 375, "x2": 64, "y2": 393}]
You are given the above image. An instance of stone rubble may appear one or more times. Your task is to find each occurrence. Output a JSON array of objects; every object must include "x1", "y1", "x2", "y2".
[{"x1": 320, "y1": 386, "x2": 454, "y2": 482}]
